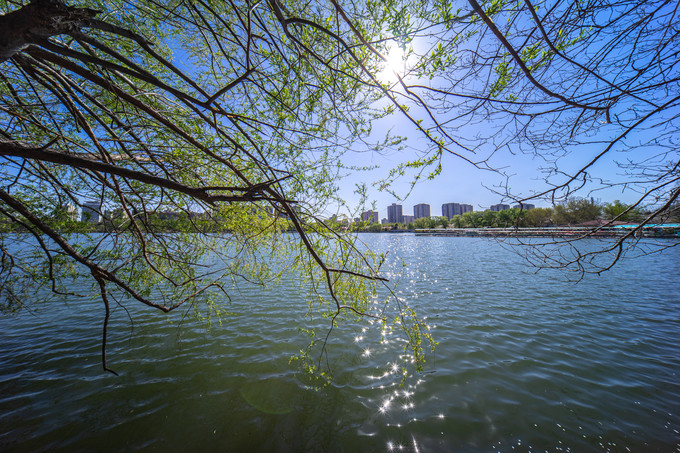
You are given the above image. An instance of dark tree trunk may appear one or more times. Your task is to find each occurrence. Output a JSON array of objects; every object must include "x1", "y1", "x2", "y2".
[{"x1": 0, "y1": 0, "x2": 98, "y2": 62}]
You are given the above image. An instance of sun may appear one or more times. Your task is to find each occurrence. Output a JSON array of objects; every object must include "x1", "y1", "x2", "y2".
[
  {"x1": 378, "y1": 45, "x2": 407, "y2": 85},
  {"x1": 384, "y1": 46, "x2": 406, "y2": 73}
]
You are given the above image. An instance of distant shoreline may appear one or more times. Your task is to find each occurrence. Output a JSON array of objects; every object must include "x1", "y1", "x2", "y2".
[
  {"x1": 357, "y1": 225, "x2": 680, "y2": 239},
  {"x1": 414, "y1": 226, "x2": 680, "y2": 239}
]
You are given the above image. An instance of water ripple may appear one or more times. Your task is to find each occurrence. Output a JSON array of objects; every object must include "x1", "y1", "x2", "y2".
[{"x1": 1, "y1": 235, "x2": 679, "y2": 451}]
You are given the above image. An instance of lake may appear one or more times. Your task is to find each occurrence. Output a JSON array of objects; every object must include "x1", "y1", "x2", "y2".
[{"x1": 1, "y1": 234, "x2": 679, "y2": 452}]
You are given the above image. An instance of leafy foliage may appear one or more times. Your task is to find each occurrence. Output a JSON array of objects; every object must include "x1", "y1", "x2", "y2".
[{"x1": 0, "y1": 0, "x2": 433, "y2": 376}]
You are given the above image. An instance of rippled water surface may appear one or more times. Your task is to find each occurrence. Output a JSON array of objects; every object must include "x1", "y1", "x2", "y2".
[{"x1": 1, "y1": 235, "x2": 679, "y2": 452}]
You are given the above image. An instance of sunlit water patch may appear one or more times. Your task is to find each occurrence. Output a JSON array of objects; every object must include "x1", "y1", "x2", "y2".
[{"x1": 1, "y1": 234, "x2": 679, "y2": 452}]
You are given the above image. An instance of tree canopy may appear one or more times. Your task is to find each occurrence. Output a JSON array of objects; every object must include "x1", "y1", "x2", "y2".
[{"x1": 1, "y1": 0, "x2": 678, "y2": 373}]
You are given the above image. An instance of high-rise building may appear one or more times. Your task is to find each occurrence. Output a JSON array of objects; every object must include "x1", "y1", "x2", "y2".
[
  {"x1": 64, "y1": 204, "x2": 79, "y2": 221},
  {"x1": 513, "y1": 203, "x2": 535, "y2": 210},
  {"x1": 361, "y1": 210, "x2": 379, "y2": 223},
  {"x1": 387, "y1": 203, "x2": 403, "y2": 224},
  {"x1": 442, "y1": 202, "x2": 473, "y2": 219},
  {"x1": 490, "y1": 203, "x2": 510, "y2": 211},
  {"x1": 442, "y1": 203, "x2": 455, "y2": 219},
  {"x1": 81, "y1": 201, "x2": 102, "y2": 223},
  {"x1": 403, "y1": 215, "x2": 415, "y2": 224},
  {"x1": 413, "y1": 203, "x2": 430, "y2": 219}
]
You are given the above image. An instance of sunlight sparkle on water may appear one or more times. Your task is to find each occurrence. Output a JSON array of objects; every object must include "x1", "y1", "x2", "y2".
[
  {"x1": 412, "y1": 436, "x2": 421, "y2": 453},
  {"x1": 401, "y1": 402, "x2": 415, "y2": 411},
  {"x1": 379, "y1": 396, "x2": 394, "y2": 414}
]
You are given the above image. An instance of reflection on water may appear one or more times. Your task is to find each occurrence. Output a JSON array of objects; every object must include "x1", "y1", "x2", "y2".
[{"x1": 1, "y1": 235, "x2": 679, "y2": 452}]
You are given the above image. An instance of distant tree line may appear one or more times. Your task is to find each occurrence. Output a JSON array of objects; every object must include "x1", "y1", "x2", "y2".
[{"x1": 0, "y1": 205, "x2": 288, "y2": 234}]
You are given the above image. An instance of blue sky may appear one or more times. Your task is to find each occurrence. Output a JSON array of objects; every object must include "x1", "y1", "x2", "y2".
[{"x1": 334, "y1": 107, "x2": 646, "y2": 220}]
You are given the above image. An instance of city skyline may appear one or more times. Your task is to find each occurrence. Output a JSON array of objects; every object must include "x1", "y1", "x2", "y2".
[
  {"x1": 380, "y1": 201, "x2": 476, "y2": 223},
  {"x1": 374, "y1": 200, "x2": 539, "y2": 223}
]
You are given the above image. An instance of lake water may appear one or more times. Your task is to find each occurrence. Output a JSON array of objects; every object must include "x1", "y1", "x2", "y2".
[{"x1": 1, "y1": 235, "x2": 679, "y2": 452}]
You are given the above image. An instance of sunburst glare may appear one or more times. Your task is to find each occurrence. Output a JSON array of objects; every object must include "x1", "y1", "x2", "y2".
[{"x1": 377, "y1": 44, "x2": 409, "y2": 85}]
